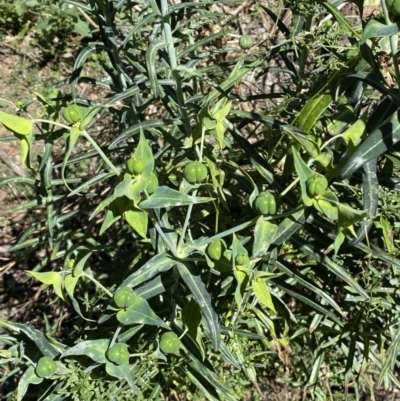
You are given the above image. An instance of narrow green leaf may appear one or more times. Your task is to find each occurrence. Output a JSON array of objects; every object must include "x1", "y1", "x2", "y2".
[
  {"x1": 296, "y1": 94, "x2": 332, "y2": 133},
  {"x1": 340, "y1": 111, "x2": 400, "y2": 178},
  {"x1": 176, "y1": 262, "x2": 220, "y2": 350},
  {"x1": 0, "y1": 320, "x2": 62, "y2": 357},
  {"x1": 61, "y1": 339, "x2": 108, "y2": 364},
  {"x1": 252, "y1": 218, "x2": 278, "y2": 258},
  {"x1": 139, "y1": 186, "x2": 213, "y2": 209},
  {"x1": 17, "y1": 366, "x2": 43, "y2": 401},
  {"x1": 119, "y1": 253, "x2": 176, "y2": 289},
  {"x1": 146, "y1": 39, "x2": 167, "y2": 98},
  {"x1": 350, "y1": 159, "x2": 379, "y2": 245},
  {"x1": 361, "y1": 19, "x2": 400, "y2": 44},
  {"x1": 252, "y1": 278, "x2": 276, "y2": 313},
  {"x1": 275, "y1": 260, "x2": 344, "y2": 316}
]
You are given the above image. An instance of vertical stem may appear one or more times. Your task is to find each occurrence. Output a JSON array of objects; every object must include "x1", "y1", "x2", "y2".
[
  {"x1": 381, "y1": 0, "x2": 400, "y2": 88},
  {"x1": 177, "y1": 189, "x2": 197, "y2": 252},
  {"x1": 298, "y1": 15, "x2": 313, "y2": 81}
]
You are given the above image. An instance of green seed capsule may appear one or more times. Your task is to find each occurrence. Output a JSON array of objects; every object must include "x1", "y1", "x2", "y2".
[
  {"x1": 36, "y1": 356, "x2": 57, "y2": 378},
  {"x1": 159, "y1": 332, "x2": 181, "y2": 354},
  {"x1": 107, "y1": 343, "x2": 130, "y2": 365},
  {"x1": 146, "y1": 172, "x2": 158, "y2": 194},
  {"x1": 254, "y1": 192, "x2": 277, "y2": 215},
  {"x1": 235, "y1": 253, "x2": 250, "y2": 268},
  {"x1": 239, "y1": 35, "x2": 254, "y2": 49},
  {"x1": 306, "y1": 175, "x2": 328, "y2": 198},
  {"x1": 126, "y1": 157, "x2": 144, "y2": 175},
  {"x1": 113, "y1": 287, "x2": 135, "y2": 309},
  {"x1": 63, "y1": 104, "x2": 83, "y2": 124},
  {"x1": 184, "y1": 162, "x2": 208, "y2": 183},
  {"x1": 207, "y1": 239, "x2": 224, "y2": 261}
]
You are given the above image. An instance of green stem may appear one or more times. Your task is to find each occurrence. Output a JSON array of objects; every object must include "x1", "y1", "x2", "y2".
[
  {"x1": 82, "y1": 272, "x2": 113, "y2": 297},
  {"x1": 177, "y1": 189, "x2": 197, "y2": 252},
  {"x1": 32, "y1": 119, "x2": 70, "y2": 130},
  {"x1": 150, "y1": 215, "x2": 180, "y2": 258},
  {"x1": 381, "y1": 0, "x2": 400, "y2": 88},
  {"x1": 81, "y1": 130, "x2": 120, "y2": 176}
]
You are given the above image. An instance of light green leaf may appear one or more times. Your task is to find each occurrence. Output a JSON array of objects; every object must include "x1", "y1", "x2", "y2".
[
  {"x1": 252, "y1": 218, "x2": 278, "y2": 258},
  {"x1": 133, "y1": 130, "x2": 154, "y2": 174},
  {"x1": 100, "y1": 200, "x2": 122, "y2": 234},
  {"x1": 381, "y1": 216, "x2": 395, "y2": 253},
  {"x1": 292, "y1": 147, "x2": 317, "y2": 206},
  {"x1": 139, "y1": 186, "x2": 214, "y2": 209},
  {"x1": 0, "y1": 110, "x2": 32, "y2": 135},
  {"x1": 61, "y1": 339, "x2": 109, "y2": 364},
  {"x1": 27, "y1": 271, "x2": 64, "y2": 301},
  {"x1": 296, "y1": 94, "x2": 332, "y2": 133},
  {"x1": 337, "y1": 203, "x2": 368, "y2": 229},
  {"x1": 119, "y1": 253, "x2": 176, "y2": 289},
  {"x1": 116, "y1": 295, "x2": 169, "y2": 329},
  {"x1": 252, "y1": 277, "x2": 276, "y2": 313},
  {"x1": 124, "y1": 205, "x2": 148, "y2": 238},
  {"x1": 314, "y1": 190, "x2": 339, "y2": 220}
]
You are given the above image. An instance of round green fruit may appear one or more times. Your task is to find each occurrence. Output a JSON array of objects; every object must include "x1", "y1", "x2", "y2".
[
  {"x1": 146, "y1": 172, "x2": 159, "y2": 194},
  {"x1": 114, "y1": 287, "x2": 135, "y2": 309},
  {"x1": 239, "y1": 35, "x2": 254, "y2": 49},
  {"x1": 254, "y1": 192, "x2": 277, "y2": 215},
  {"x1": 63, "y1": 104, "x2": 83, "y2": 124},
  {"x1": 235, "y1": 253, "x2": 250, "y2": 268},
  {"x1": 160, "y1": 332, "x2": 181, "y2": 354},
  {"x1": 207, "y1": 239, "x2": 224, "y2": 261},
  {"x1": 107, "y1": 343, "x2": 129, "y2": 365},
  {"x1": 126, "y1": 157, "x2": 144, "y2": 175},
  {"x1": 184, "y1": 162, "x2": 208, "y2": 184},
  {"x1": 36, "y1": 356, "x2": 57, "y2": 378},
  {"x1": 306, "y1": 175, "x2": 328, "y2": 198}
]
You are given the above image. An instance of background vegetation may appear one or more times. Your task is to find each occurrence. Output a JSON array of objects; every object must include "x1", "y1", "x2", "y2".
[{"x1": 1, "y1": 0, "x2": 400, "y2": 400}]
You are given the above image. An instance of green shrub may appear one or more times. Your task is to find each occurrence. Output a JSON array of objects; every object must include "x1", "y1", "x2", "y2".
[{"x1": 2, "y1": 0, "x2": 400, "y2": 399}]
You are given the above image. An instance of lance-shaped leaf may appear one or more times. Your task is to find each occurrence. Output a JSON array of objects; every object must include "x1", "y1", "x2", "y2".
[
  {"x1": 116, "y1": 295, "x2": 169, "y2": 329},
  {"x1": 17, "y1": 366, "x2": 43, "y2": 401},
  {"x1": 139, "y1": 186, "x2": 214, "y2": 209},
  {"x1": 252, "y1": 217, "x2": 278, "y2": 258},
  {"x1": 0, "y1": 110, "x2": 32, "y2": 135},
  {"x1": 296, "y1": 94, "x2": 332, "y2": 134},
  {"x1": 27, "y1": 271, "x2": 64, "y2": 301},
  {"x1": 0, "y1": 320, "x2": 62, "y2": 357},
  {"x1": 119, "y1": 252, "x2": 176, "y2": 289},
  {"x1": 124, "y1": 205, "x2": 148, "y2": 238},
  {"x1": 61, "y1": 339, "x2": 109, "y2": 364},
  {"x1": 176, "y1": 262, "x2": 220, "y2": 350},
  {"x1": 340, "y1": 111, "x2": 400, "y2": 178},
  {"x1": 350, "y1": 159, "x2": 379, "y2": 245},
  {"x1": 252, "y1": 273, "x2": 276, "y2": 313}
]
